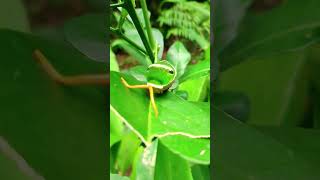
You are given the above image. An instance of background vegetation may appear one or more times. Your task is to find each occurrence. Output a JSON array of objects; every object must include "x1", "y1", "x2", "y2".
[
  {"x1": 214, "y1": 0, "x2": 320, "y2": 179},
  {"x1": 0, "y1": 0, "x2": 107, "y2": 179}
]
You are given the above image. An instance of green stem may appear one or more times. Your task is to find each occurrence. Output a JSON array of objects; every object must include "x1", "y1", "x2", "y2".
[
  {"x1": 117, "y1": 8, "x2": 128, "y2": 29},
  {"x1": 123, "y1": 0, "x2": 155, "y2": 62},
  {"x1": 110, "y1": 2, "x2": 124, "y2": 8},
  {"x1": 140, "y1": 0, "x2": 156, "y2": 57},
  {"x1": 110, "y1": 27, "x2": 147, "y2": 55}
]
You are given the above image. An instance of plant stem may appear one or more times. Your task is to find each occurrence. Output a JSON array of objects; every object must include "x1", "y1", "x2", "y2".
[
  {"x1": 123, "y1": 0, "x2": 155, "y2": 62},
  {"x1": 140, "y1": 0, "x2": 156, "y2": 61},
  {"x1": 110, "y1": 27, "x2": 147, "y2": 55},
  {"x1": 110, "y1": 2, "x2": 124, "y2": 8},
  {"x1": 117, "y1": 8, "x2": 128, "y2": 29}
]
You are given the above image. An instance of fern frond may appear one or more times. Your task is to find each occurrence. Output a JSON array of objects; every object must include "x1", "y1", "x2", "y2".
[{"x1": 158, "y1": 0, "x2": 210, "y2": 49}]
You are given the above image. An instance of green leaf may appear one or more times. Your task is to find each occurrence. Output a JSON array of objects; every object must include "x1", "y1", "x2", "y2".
[
  {"x1": 220, "y1": 0, "x2": 320, "y2": 70},
  {"x1": 0, "y1": 139, "x2": 36, "y2": 180},
  {"x1": 149, "y1": 93, "x2": 210, "y2": 139},
  {"x1": 110, "y1": 49, "x2": 119, "y2": 72},
  {"x1": 179, "y1": 59, "x2": 210, "y2": 83},
  {"x1": 178, "y1": 76, "x2": 209, "y2": 102},
  {"x1": 0, "y1": 0, "x2": 29, "y2": 32},
  {"x1": 64, "y1": 13, "x2": 106, "y2": 62},
  {"x1": 187, "y1": 29, "x2": 209, "y2": 49},
  {"x1": 113, "y1": 10, "x2": 134, "y2": 30},
  {"x1": 110, "y1": 174, "x2": 130, "y2": 180},
  {"x1": 116, "y1": 131, "x2": 140, "y2": 174},
  {"x1": 256, "y1": 126, "x2": 320, "y2": 170},
  {"x1": 159, "y1": 135, "x2": 210, "y2": 165},
  {"x1": 112, "y1": 39, "x2": 148, "y2": 66},
  {"x1": 218, "y1": 52, "x2": 308, "y2": 126},
  {"x1": 32, "y1": 26, "x2": 65, "y2": 42},
  {"x1": 213, "y1": 107, "x2": 320, "y2": 179},
  {"x1": 213, "y1": 91, "x2": 250, "y2": 122},
  {"x1": 131, "y1": 140, "x2": 158, "y2": 180},
  {"x1": 126, "y1": 8, "x2": 150, "y2": 30},
  {"x1": 154, "y1": 141, "x2": 193, "y2": 180},
  {"x1": 110, "y1": 72, "x2": 210, "y2": 145},
  {"x1": 123, "y1": 65, "x2": 148, "y2": 82},
  {"x1": 152, "y1": 29, "x2": 164, "y2": 60},
  {"x1": 110, "y1": 109, "x2": 124, "y2": 147},
  {"x1": 166, "y1": 41, "x2": 191, "y2": 79},
  {"x1": 191, "y1": 165, "x2": 210, "y2": 180},
  {"x1": 0, "y1": 29, "x2": 106, "y2": 179},
  {"x1": 213, "y1": 0, "x2": 252, "y2": 51},
  {"x1": 123, "y1": 28, "x2": 164, "y2": 61},
  {"x1": 110, "y1": 146, "x2": 119, "y2": 174}
]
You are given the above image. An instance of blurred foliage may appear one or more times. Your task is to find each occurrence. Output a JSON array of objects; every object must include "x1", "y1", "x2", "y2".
[
  {"x1": 0, "y1": 0, "x2": 107, "y2": 179},
  {"x1": 158, "y1": 0, "x2": 210, "y2": 49},
  {"x1": 214, "y1": 0, "x2": 320, "y2": 179},
  {"x1": 0, "y1": 0, "x2": 30, "y2": 32}
]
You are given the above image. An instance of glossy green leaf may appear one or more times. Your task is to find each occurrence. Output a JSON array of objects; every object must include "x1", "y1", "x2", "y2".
[
  {"x1": 110, "y1": 49, "x2": 119, "y2": 72},
  {"x1": 174, "y1": 90, "x2": 189, "y2": 100},
  {"x1": 129, "y1": 147, "x2": 142, "y2": 179},
  {"x1": 123, "y1": 65, "x2": 148, "y2": 82},
  {"x1": 213, "y1": 107, "x2": 320, "y2": 180},
  {"x1": 110, "y1": 174, "x2": 130, "y2": 180},
  {"x1": 220, "y1": 0, "x2": 320, "y2": 70},
  {"x1": 126, "y1": 8, "x2": 150, "y2": 30},
  {"x1": 159, "y1": 135, "x2": 210, "y2": 165},
  {"x1": 178, "y1": 76, "x2": 209, "y2": 102},
  {"x1": 0, "y1": 29, "x2": 106, "y2": 180},
  {"x1": 116, "y1": 131, "x2": 140, "y2": 174},
  {"x1": 124, "y1": 28, "x2": 164, "y2": 61},
  {"x1": 166, "y1": 41, "x2": 191, "y2": 79},
  {"x1": 179, "y1": 59, "x2": 210, "y2": 83},
  {"x1": 110, "y1": 72, "x2": 210, "y2": 145},
  {"x1": 219, "y1": 52, "x2": 308, "y2": 126},
  {"x1": 110, "y1": 109, "x2": 124, "y2": 147},
  {"x1": 179, "y1": 47, "x2": 212, "y2": 85},
  {"x1": 113, "y1": 9, "x2": 134, "y2": 31},
  {"x1": 131, "y1": 138, "x2": 207, "y2": 179},
  {"x1": 112, "y1": 39, "x2": 148, "y2": 66},
  {"x1": 110, "y1": 72, "x2": 149, "y2": 143},
  {"x1": 117, "y1": 7, "x2": 163, "y2": 61},
  {"x1": 152, "y1": 95, "x2": 210, "y2": 137},
  {"x1": 64, "y1": 13, "x2": 106, "y2": 62},
  {"x1": 0, "y1": 0, "x2": 29, "y2": 32},
  {"x1": 154, "y1": 141, "x2": 193, "y2": 180},
  {"x1": 131, "y1": 140, "x2": 158, "y2": 180}
]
